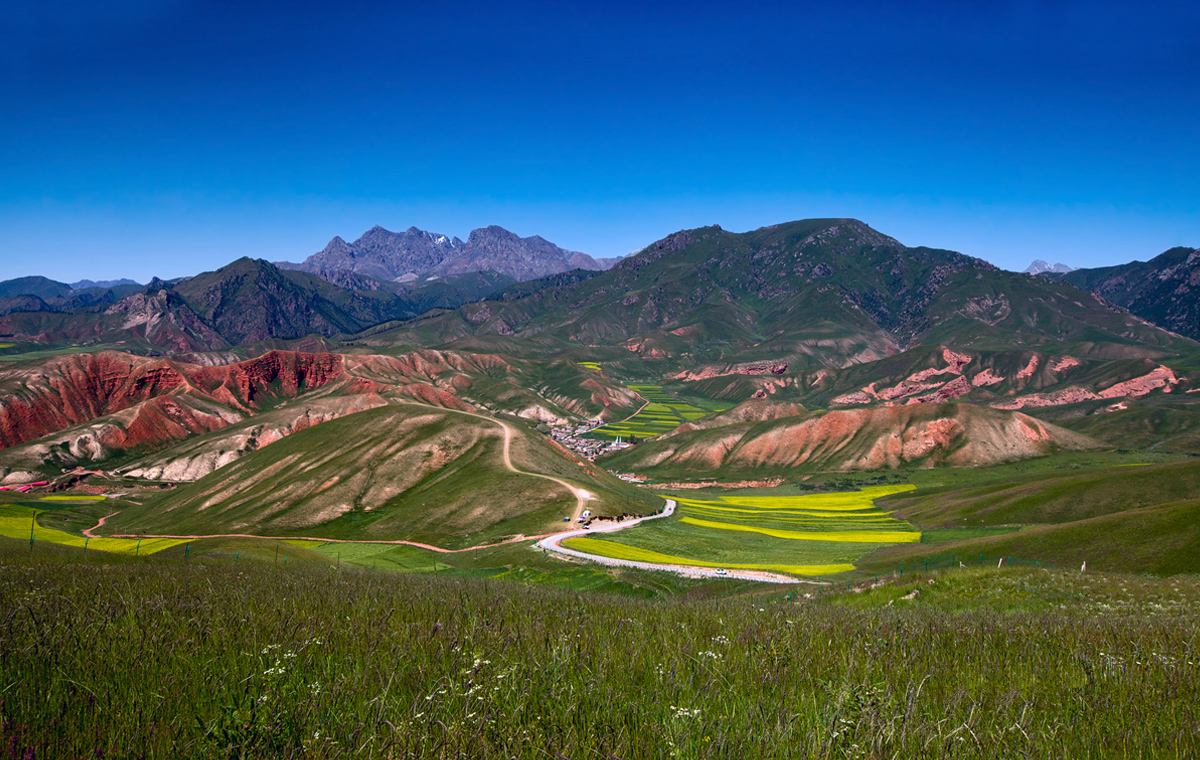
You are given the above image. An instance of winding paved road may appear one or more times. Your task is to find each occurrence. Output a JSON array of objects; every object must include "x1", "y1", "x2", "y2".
[{"x1": 536, "y1": 499, "x2": 814, "y2": 585}]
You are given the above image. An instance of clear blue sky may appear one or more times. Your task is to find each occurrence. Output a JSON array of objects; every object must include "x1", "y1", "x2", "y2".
[{"x1": 2, "y1": 0, "x2": 1197, "y2": 281}]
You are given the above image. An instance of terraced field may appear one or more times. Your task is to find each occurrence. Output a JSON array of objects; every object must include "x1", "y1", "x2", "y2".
[
  {"x1": 588, "y1": 384, "x2": 724, "y2": 440},
  {"x1": 562, "y1": 485, "x2": 920, "y2": 576}
]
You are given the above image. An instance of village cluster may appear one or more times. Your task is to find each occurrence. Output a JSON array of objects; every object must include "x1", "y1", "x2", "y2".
[{"x1": 548, "y1": 419, "x2": 633, "y2": 461}]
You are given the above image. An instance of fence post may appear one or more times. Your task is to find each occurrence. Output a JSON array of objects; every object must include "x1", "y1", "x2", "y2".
[
  {"x1": 274, "y1": 545, "x2": 279, "y2": 566},
  {"x1": 185, "y1": 543, "x2": 190, "y2": 562},
  {"x1": 83, "y1": 536, "x2": 90, "y2": 559},
  {"x1": 28, "y1": 513, "x2": 36, "y2": 551},
  {"x1": 135, "y1": 538, "x2": 141, "y2": 557}
]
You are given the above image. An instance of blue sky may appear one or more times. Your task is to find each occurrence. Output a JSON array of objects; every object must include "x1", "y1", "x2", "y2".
[{"x1": 2, "y1": 0, "x2": 1197, "y2": 281}]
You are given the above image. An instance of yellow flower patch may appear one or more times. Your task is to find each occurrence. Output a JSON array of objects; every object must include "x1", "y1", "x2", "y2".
[
  {"x1": 561, "y1": 536, "x2": 854, "y2": 576},
  {"x1": 679, "y1": 516, "x2": 921, "y2": 543}
]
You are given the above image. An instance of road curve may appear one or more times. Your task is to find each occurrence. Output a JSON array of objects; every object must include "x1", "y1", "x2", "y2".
[{"x1": 536, "y1": 499, "x2": 816, "y2": 585}]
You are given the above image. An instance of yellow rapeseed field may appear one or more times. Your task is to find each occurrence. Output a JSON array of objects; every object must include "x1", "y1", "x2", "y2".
[
  {"x1": 561, "y1": 536, "x2": 855, "y2": 575},
  {"x1": 679, "y1": 516, "x2": 921, "y2": 543}
]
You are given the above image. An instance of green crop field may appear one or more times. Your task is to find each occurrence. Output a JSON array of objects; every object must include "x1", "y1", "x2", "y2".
[
  {"x1": 564, "y1": 485, "x2": 920, "y2": 576},
  {"x1": 0, "y1": 504, "x2": 188, "y2": 555},
  {"x1": 589, "y1": 384, "x2": 728, "y2": 440}
]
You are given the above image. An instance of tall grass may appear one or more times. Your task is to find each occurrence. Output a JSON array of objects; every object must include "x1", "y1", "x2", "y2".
[{"x1": 1, "y1": 545, "x2": 1198, "y2": 758}]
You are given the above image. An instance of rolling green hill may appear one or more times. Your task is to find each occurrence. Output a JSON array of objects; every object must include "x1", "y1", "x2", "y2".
[{"x1": 106, "y1": 403, "x2": 658, "y2": 548}]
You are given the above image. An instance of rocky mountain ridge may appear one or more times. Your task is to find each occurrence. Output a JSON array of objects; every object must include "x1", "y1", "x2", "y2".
[
  {"x1": 1055, "y1": 246, "x2": 1200, "y2": 339},
  {"x1": 295, "y1": 224, "x2": 604, "y2": 284},
  {"x1": 1024, "y1": 260, "x2": 1075, "y2": 275}
]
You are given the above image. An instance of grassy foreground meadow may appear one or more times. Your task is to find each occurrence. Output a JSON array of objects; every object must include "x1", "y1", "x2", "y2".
[{"x1": 2, "y1": 542, "x2": 1199, "y2": 758}]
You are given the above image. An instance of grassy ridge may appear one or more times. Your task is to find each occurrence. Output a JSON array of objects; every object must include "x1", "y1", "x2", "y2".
[
  {"x1": 108, "y1": 404, "x2": 657, "y2": 548},
  {"x1": 1, "y1": 546, "x2": 1197, "y2": 757}
]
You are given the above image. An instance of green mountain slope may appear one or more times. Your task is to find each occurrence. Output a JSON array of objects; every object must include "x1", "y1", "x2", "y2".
[
  {"x1": 106, "y1": 403, "x2": 658, "y2": 547},
  {"x1": 170, "y1": 258, "x2": 414, "y2": 343},
  {"x1": 1057, "y1": 246, "x2": 1200, "y2": 339},
  {"x1": 384, "y1": 219, "x2": 1194, "y2": 368}
]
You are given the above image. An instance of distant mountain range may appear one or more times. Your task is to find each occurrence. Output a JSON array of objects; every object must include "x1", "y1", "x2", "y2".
[
  {"x1": 2, "y1": 217, "x2": 1198, "y2": 493},
  {"x1": 1, "y1": 220, "x2": 1196, "y2": 355},
  {"x1": 1024, "y1": 260, "x2": 1075, "y2": 275},
  {"x1": 70, "y1": 278, "x2": 141, "y2": 290},
  {"x1": 0, "y1": 224, "x2": 617, "y2": 353},
  {"x1": 0, "y1": 257, "x2": 535, "y2": 353},
  {"x1": 282, "y1": 224, "x2": 608, "y2": 285},
  {"x1": 397, "y1": 218, "x2": 1192, "y2": 365}
]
